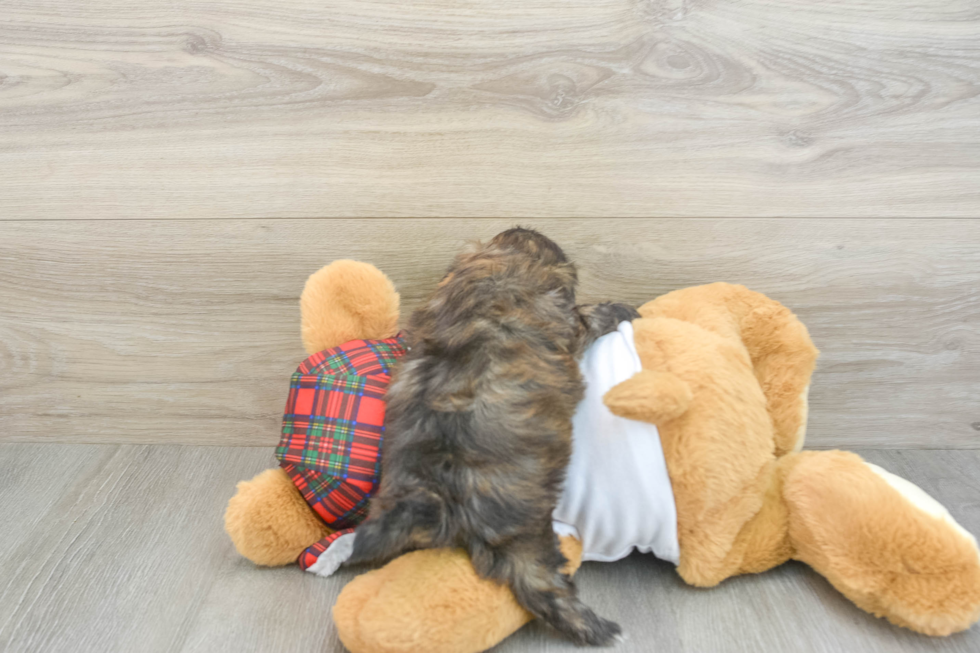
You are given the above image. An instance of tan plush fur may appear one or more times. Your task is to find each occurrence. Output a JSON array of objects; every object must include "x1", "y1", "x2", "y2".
[
  {"x1": 622, "y1": 311, "x2": 779, "y2": 586},
  {"x1": 300, "y1": 260, "x2": 400, "y2": 354},
  {"x1": 224, "y1": 267, "x2": 980, "y2": 653},
  {"x1": 619, "y1": 284, "x2": 980, "y2": 631},
  {"x1": 639, "y1": 283, "x2": 817, "y2": 457},
  {"x1": 603, "y1": 369, "x2": 692, "y2": 424},
  {"x1": 224, "y1": 468, "x2": 331, "y2": 566},
  {"x1": 783, "y1": 451, "x2": 980, "y2": 636},
  {"x1": 333, "y1": 536, "x2": 583, "y2": 653}
]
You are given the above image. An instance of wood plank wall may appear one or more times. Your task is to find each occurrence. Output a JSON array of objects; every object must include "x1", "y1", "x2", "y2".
[
  {"x1": 2, "y1": 0, "x2": 979, "y2": 218},
  {"x1": 2, "y1": 219, "x2": 978, "y2": 448},
  {"x1": 1, "y1": 1, "x2": 978, "y2": 448}
]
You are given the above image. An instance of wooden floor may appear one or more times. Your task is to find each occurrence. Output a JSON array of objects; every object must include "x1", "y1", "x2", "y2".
[
  {"x1": 2, "y1": 1, "x2": 979, "y2": 651},
  {"x1": 0, "y1": 444, "x2": 977, "y2": 653}
]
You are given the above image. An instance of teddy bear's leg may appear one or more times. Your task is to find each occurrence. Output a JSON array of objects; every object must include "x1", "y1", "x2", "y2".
[
  {"x1": 224, "y1": 467, "x2": 331, "y2": 566},
  {"x1": 333, "y1": 535, "x2": 584, "y2": 653},
  {"x1": 300, "y1": 260, "x2": 401, "y2": 354},
  {"x1": 735, "y1": 290, "x2": 819, "y2": 457},
  {"x1": 781, "y1": 450, "x2": 980, "y2": 635},
  {"x1": 640, "y1": 283, "x2": 819, "y2": 457}
]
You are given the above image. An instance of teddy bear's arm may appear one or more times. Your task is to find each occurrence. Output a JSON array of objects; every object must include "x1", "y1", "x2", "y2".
[{"x1": 603, "y1": 369, "x2": 693, "y2": 425}]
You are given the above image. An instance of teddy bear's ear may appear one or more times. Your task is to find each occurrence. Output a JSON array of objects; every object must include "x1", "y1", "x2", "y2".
[
  {"x1": 603, "y1": 370, "x2": 693, "y2": 425},
  {"x1": 300, "y1": 260, "x2": 401, "y2": 353}
]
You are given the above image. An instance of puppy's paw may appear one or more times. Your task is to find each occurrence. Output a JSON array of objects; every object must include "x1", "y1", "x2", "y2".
[{"x1": 572, "y1": 613, "x2": 623, "y2": 647}]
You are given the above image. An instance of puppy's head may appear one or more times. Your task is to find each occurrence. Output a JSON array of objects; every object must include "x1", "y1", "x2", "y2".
[
  {"x1": 445, "y1": 227, "x2": 576, "y2": 294},
  {"x1": 488, "y1": 227, "x2": 569, "y2": 266},
  {"x1": 413, "y1": 228, "x2": 579, "y2": 349}
]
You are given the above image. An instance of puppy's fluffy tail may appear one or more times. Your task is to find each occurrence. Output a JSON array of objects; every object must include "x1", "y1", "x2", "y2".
[
  {"x1": 469, "y1": 535, "x2": 622, "y2": 646},
  {"x1": 346, "y1": 492, "x2": 445, "y2": 567}
]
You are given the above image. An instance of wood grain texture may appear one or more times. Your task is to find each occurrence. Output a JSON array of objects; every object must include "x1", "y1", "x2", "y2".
[
  {"x1": 1, "y1": 0, "x2": 979, "y2": 218},
  {"x1": 1, "y1": 218, "x2": 978, "y2": 448},
  {"x1": 0, "y1": 445, "x2": 978, "y2": 652}
]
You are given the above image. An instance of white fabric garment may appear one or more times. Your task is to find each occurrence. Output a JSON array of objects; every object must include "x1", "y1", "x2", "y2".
[
  {"x1": 307, "y1": 531, "x2": 356, "y2": 577},
  {"x1": 552, "y1": 321, "x2": 680, "y2": 564}
]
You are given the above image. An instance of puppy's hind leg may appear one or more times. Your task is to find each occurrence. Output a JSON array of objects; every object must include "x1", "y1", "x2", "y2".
[
  {"x1": 346, "y1": 493, "x2": 444, "y2": 567},
  {"x1": 471, "y1": 529, "x2": 622, "y2": 646}
]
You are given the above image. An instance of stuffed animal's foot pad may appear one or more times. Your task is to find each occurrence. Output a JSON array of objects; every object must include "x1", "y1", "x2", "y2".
[{"x1": 784, "y1": 451, "x2": 980, "y2": 636}]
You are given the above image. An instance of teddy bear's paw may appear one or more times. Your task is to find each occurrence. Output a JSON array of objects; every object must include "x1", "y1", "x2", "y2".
[
  {"x1": 784, "y1": 451, "x2": 980, "y2": 636},
  {"x1": 300, "y1": 260, "x2": 400, "y2": 354},
  {"x1": 603, "y1": 369, "x2": 692, "y2": 424},
  {"x1": 224, "y1": 468, "x2": 330, "y2": 566},
  {"x1": 333, "y1": 548, "x2": 534, "y2": 653}
]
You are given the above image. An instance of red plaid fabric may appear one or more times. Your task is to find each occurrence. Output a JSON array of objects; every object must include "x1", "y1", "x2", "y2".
[{"x1": 276, "y1": 336, "x2": 407, "y2": 544}]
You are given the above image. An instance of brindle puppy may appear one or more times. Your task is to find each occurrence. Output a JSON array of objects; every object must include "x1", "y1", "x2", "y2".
[{"x1": 347, "y1": 228, "x2": 638, "y2": 645}]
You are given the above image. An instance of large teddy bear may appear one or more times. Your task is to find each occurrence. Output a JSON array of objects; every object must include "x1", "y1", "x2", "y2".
[{"x1": 225, "y1": 260, "x2": 980, "y2": 653}]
